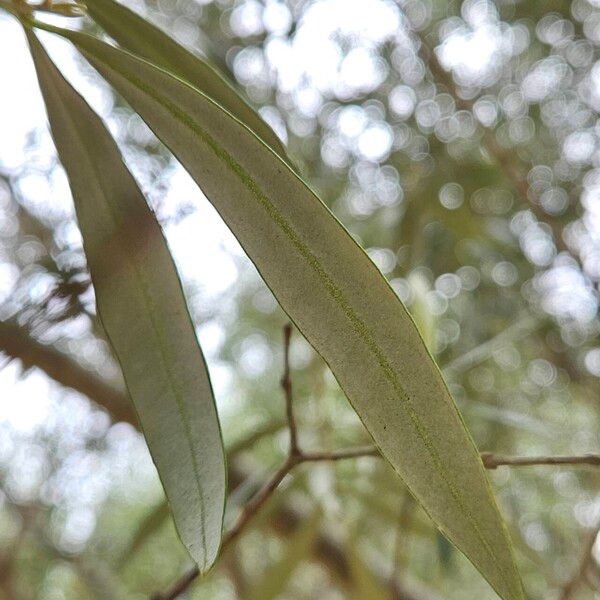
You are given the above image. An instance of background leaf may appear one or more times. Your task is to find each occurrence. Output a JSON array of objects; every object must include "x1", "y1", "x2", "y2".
[{"x1": 26, "y1": 30, "x2": 226, "y2": 573}]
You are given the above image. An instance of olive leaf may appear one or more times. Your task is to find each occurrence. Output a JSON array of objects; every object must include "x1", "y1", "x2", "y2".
[
  {"x1": 27, "y1": 22, "x2": 524, "y2": 599},
  {"x1": 84, "y1": 0, "x2": 291, "y2": 165},
  {"x1": 26, "y1": 30, "x2": 226, "y2": 573}
]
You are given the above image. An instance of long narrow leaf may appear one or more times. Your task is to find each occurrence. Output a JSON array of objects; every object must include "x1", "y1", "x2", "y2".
[
  {"x1": 26, "y1": 31, "x2": 226, "y2": 573},
  {"x1": 34, "y1": 24, "x2": 523, "y2": 599},
  {"x1": 84, "y1": 0, "x2": 290, "y2": 164}
]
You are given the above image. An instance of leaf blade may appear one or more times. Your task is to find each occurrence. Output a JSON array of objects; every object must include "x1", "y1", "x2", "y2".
[
  {"x1": 40, "y1": 26, "x2": 523, "y2": 599},
  {"x1": 26, "y1": 31, "x2": 226, "y2": 573},
  {"x1": 84, "y1": 0, "x2": 290, "y2": 164}
]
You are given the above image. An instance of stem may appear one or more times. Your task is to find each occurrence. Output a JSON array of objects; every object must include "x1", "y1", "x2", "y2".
[
  {"x1": 150, "y1": 567, "x2": 199, "y2": 600},
  {"x1": 481, "y1": 453, "x2": 600, "y2": 469},
  {"x1": 221, "y1": 455, "x2": 299, "y2": 549},
  {"x1": 281, "y1": 322, "x2": 299, "y2": 455},
  {"x1": 301, "y1": 446, "x2": 380, "y2": 462}
]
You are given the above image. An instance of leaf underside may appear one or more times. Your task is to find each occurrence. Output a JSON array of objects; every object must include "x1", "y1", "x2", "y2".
[
  {"x1": 85, "y1": 0, "x2": 291, "y2": 166},
  {"x1": 29, "y1": 20, "x2": 524, "y2": 600},
  {"x1": 26, "y1": 30, "x2": 226, "y2": 573}
]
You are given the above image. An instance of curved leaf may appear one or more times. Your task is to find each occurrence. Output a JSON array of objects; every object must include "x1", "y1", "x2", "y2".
[
  {"x1": 84, "y1": 0, "x2": 290, "y2": 165},
  {"x1": 26, "y1": 31, "x2": 226, "y2": 573},
  {"x1": 35, "y1": 24, "x2": 523, "y2": 599}
]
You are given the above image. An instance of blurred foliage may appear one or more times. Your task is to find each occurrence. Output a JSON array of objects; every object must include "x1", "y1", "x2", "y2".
[{"x1": 0, "y1": 0, "x2": 599, "y2": 598}]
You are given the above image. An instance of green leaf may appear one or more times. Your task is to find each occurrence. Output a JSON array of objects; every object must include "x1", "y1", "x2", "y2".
[
  {"x1": 25, "y1": 31, "x2": 226, "y2": 574},
  {"x1": 33, "y1": 24, "x2": 523, "y2": 599},
  {"x1": 84, "y1": 0, "x2": 291, "y2": 166},
  {"x1": 118, "y1": 421, "x2": 284, "y2": 566}
]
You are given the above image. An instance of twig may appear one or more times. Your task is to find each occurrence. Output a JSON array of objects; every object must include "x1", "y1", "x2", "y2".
[
  {"x1": 281, "y1": 322, "x2": 299, "y2": 455},
  {"x1": 152, "y1": 458, "x2": 298, "y2": 600},
  {"x1": 153, "y1": 445, "x2": 600, "y2": 599},
  {"x1": 150, "y1": 567, "x2": 199, "y2": 600},
  {"x1": 481, "y1": 453, "x2": 600, "y2": 469},
  {"x1": 559, "y1": 519, "x2": 600, "y2": 600},
  {"x1": 301, "y1": 446, "x2": 380, "y2": 462},
  {"x1": 302, "y1": 449, "x2": 600, "y2": 470},
  {"x1": 4, "y1": 319, "x2": 598, "y2": 599},
  {"x1": 227, "y1": 420, "x2": 286, "y2": 459},
  {"x1": 221, "y1": 455, "x2": 299, "y2": 549}
]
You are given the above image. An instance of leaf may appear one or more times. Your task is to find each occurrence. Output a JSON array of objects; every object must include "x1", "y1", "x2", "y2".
[
  {"x1": 118, "y1": 421, "x2": 284, "y2": 566},
  {"x1": 84, "y1": 0, "x2": 291, "y2": 165},
  {"x1": 247, "y1": 509, "x2": 321, "y2": 600},
  {"x1": 32, "y1": 24, "x2": 524, "y2": 599},
  {"x1": 25, "y1": 31, "x2": 226, "y2": 573}
]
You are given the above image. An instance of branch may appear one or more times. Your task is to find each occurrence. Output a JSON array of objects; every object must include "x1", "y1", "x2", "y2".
[
  {"x1": 227, "y1": 420, "x2": 286, "y2": 459},
  {"x1": 281, "y1": 322, "x2": 298, "y2": 455},
  {"x1": 0, "y1": 319, "x2": 135, "y2": 427},
  {"x1": 4, "y1": 320, "x2": 599, "y2": 600},
  {"x1": 301, "y1": 446, "x2": 380, "y2": 462},
  {"x1": 0, "y1": 321, "x2": 428, "y2": 600},
  {"x1": 154, "y1": 456, "x2": 300, "y2": 600},
  {"x1": 155, "y1": 442, "x2": 600, "y2": 599},
  {"x1": 482, "y1": 453, "x2": 600, "y2": 469},
  {"x1": 222, "y1": 455, "x2": 299, "y2": 549},
  {"x1": 304, "y1": 447, "x2": 600, "y2": 469},
  {"x1": 442, "y1": 315, "x2": 539, "y2": 378}
]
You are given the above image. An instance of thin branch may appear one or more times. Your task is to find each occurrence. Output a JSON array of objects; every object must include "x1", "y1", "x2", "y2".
[
  {"x1": 281, "y1": 322, "x2": 299, "y2": 455},
  {"x1": 301, "y1": 446, "x2": 380, "y2": 462},
  {"x1": 5, "y1": 320, "x2": 600, "y2": 599},
  {"x1": 559, "y1": 519, "x2": 600, "y2": 600},
  {"x1": 222, "y1": 455, "x2": 299, "y2": 549},
  {"x1": 154, "y1": 443, "x2": 600, "y2": 599},
  {"x1": 152, "y1": 457, "x2": 298, "y2": 600},
  {"x1": 481, "y1": 453, "x2": 600, "y2": 469},
  {"x1": 0, "y1": 321, "x2": 437, "y2": 600},
  {"x1": 300, "y1": 447, "x2": 600, "y2": 469},
  {"x1": 150, "y1": 568, "x2": 199, "y2": 600},
  {"x1": 227, "y1": 420, "x2": 286, "y2": 459},
  {"x1": 0, "y1": 319, "x2": 134, "y2": 427}
]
